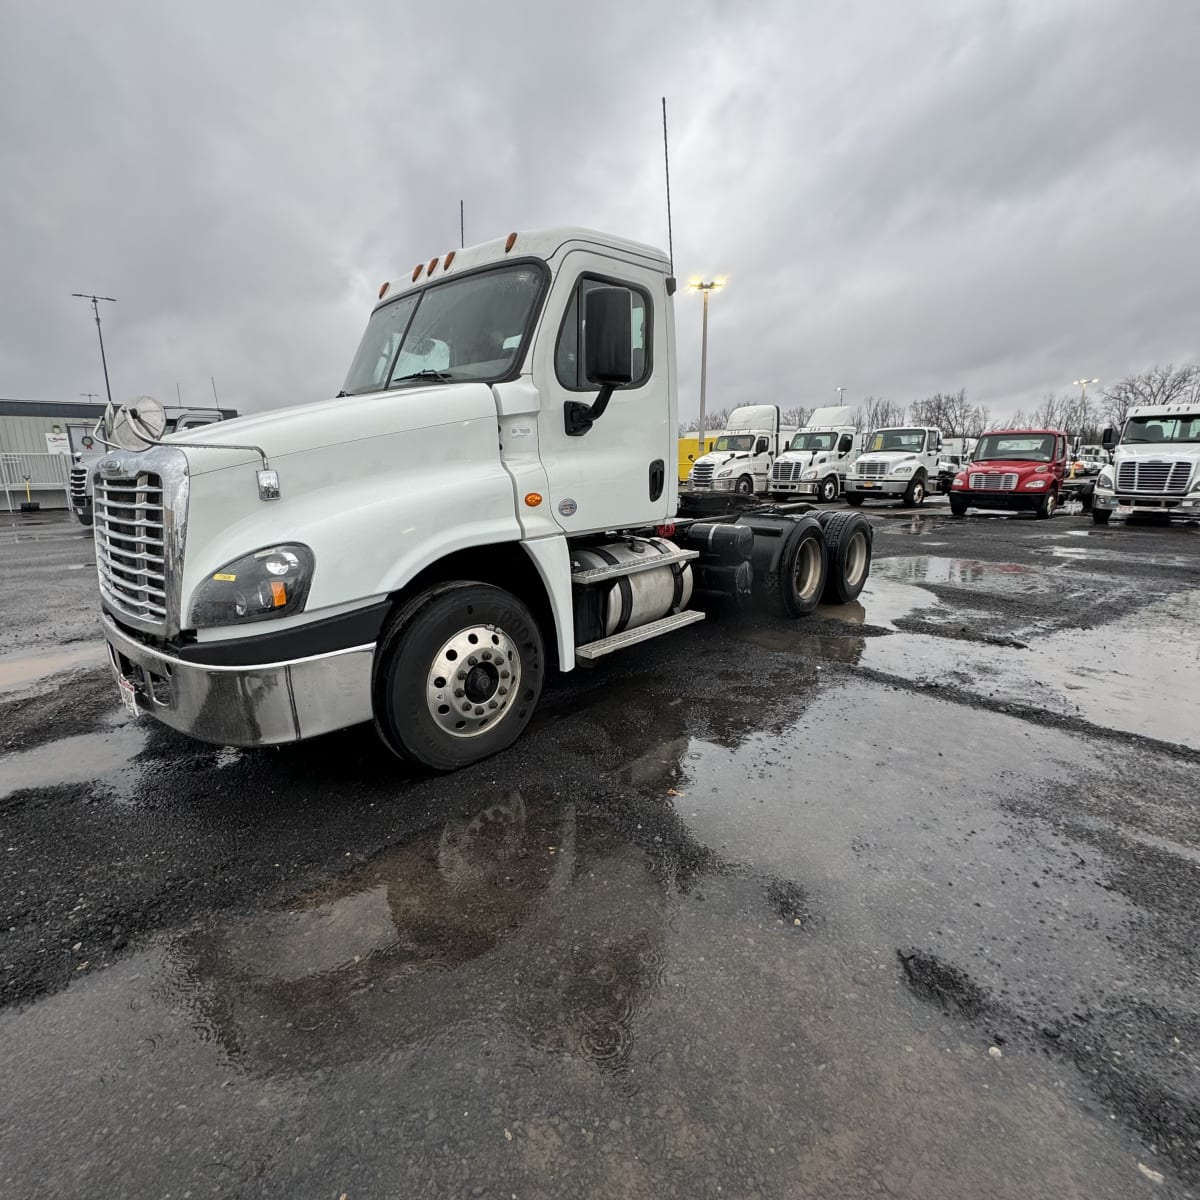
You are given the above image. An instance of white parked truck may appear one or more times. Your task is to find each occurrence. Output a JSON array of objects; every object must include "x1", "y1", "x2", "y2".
[
  {"x1": 1092, "y1": 404, "x2": 1200, "y2": 525},
  {"x1": 685, "y1": 405, "x2": 795, "y2": 497},
  {"x1": 768, "y1": 406, "x2": 860, "y2": 502},
  {"x1": 843, "y1": 426, "x2": 943, "y2": 507},
  {"x1": 89, "y1": 227, "x2": 874, "y2": 771}
]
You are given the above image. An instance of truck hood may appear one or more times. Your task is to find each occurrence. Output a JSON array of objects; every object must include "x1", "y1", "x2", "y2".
[
  {"x1": 776, "y1": 449, "x2": 827, "y2": 466},
  {"x1": 967, "y1": 459, "x2": 1055, "y2": 474},
  {"x1": 1114, "y1": 443, "x2": 1200, "y2": 461},
  {"x1": 854, "y1": 452, "x2": 918, "y2": 470},
  {"x1": 165, "y1": 384, "x2": 498, "y2": 474},
  {"x1": 694, "y1": 450, "x2": 751, "y2": 468}
]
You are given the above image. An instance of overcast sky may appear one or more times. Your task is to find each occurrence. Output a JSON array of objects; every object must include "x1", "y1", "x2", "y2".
[{"x1": 1, "y1": 0, "x2": 1196, "y2": 423}]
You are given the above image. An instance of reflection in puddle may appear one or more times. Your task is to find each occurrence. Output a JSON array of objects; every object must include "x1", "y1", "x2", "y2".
[
  {"x1": 174, "y1": 792, "x2": 672, "y2": 1079},
  {"x1": 0, "y1": 726, "x2": 148, "y2": 800},
  {"x1": 879, "y1": 515, "x2": 947, "y2": 536},
  {"x1": 0, "y1": 643, "x2": 107, "y2": 692},
  {"x1": 872, "y1": 555, "x2": 1033, "y2": 588}
]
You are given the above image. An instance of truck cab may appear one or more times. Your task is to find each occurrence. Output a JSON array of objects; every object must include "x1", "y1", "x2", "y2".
[
  {"x1": 686, "y1": 405, "x2": 793, "y2": 496},
  {"x1": 844, "y1": 426, "x2": 942, "y2": 507},
  {"x1": 948, "y1": 428, "x2": 1067, "y2": 518},
  {"x1": 1092, "y1": 404, "x2": 1200, "y2": 525},
  {"x1": 769, "y1": 405, "x2": 859, "y2": 502},
  {"x1": 89, "y1": 227, "x2": 873, "y2": 772}
]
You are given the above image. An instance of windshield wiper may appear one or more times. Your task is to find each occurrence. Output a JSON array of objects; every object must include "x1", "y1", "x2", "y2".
[{"x1": 390, "y1": 369, "x2": 456, "y2": 387}]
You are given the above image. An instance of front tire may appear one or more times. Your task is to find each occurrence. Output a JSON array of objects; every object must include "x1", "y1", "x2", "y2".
[
  {"x1": 1035, "y1": 488, "x2": 1058, "y2": 520},
  {"x1": 1091, "y1": 507, "x2": 1112, "y2": 526},
  {"x1": 735, "y1": 475, "x2": 755, "y2": 496},
  {"x1": 845, "y1": 493, "x2": 865, "y2": 507},
  {"x1": 902, "y1": 475, "x2": 926, "y2": 507},
  {"x1": 372, "y1": 582, "x2": 545, "y2": 771},
  {"x1": 817, "y1": 475, "x2": 839, "y2": 504},
  {"x1": 949, "y1": 496, "x2": 968, "y2": 517}
]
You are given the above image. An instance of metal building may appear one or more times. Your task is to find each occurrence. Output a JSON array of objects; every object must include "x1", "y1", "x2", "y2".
[{"x1": 1, "y1": 399, "x2": 236, "y2": 511}]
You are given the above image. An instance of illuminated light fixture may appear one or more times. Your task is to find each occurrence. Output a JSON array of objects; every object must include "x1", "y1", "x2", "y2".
[
  {"x1": 505, "y1": 232, "x2": 518, "y2": 253},
  {"x1": 523, "y1": 492, "x2": 543, "y2": 507}
]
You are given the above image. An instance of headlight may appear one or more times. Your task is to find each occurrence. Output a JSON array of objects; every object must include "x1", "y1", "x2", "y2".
[
  {"x1": 716, "y1": 468, "x2": 733, "y2": 477},
  {"x1": 952, "y1": 475, "x2": 966, "y2": 487},
  {"x1": 1025, "y1": 478, "x2": 1047, "y2": 488},
  {"x1": 801, "y1": 467, "x2": 818, "y2": 479},
  {"x1": 893, "y1": 465, "x2": 913, "y2": 477},
  {"x1": 190, "y1": 544, "x2": 314, "y2": 628},
  {"x1": 1097, "y1": 470, "x2": 1113, "y2": 489}
]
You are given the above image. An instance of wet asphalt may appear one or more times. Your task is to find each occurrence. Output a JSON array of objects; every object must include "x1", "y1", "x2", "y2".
[{"x1": 1, "y1": 501, "x2": 1198, "y2": 1199}]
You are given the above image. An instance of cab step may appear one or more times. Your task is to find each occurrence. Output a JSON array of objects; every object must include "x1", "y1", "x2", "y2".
[
  {"x1": 570, "y1": 546, "x2": 698, "y2": 585},
  {"x1": 575, "y1": 610, "x2": 705, "y2": 661}
]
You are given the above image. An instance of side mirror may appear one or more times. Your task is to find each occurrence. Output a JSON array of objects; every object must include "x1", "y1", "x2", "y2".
[
  {"x1": 1101, "y1": 426, "x2": 1116, "y2": 450},
  {"x1": 584, "y1": 287, "x2": 633, "y2": 386},
  {"x1": 687, "y1": 453, "x2": 694, "y2": 461}
]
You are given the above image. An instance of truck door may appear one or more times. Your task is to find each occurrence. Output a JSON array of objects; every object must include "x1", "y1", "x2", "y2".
[{"x1": 528, "y1": 251, "x2": 673, "y2": 534}]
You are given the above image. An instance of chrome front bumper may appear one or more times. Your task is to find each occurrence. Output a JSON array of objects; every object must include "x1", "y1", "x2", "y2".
[
  {"x1": 102, "y1": 612, "x2": 376, "y2": 747},
  {"x1": 846, "y1": 479, "x2": 908, "y2": 495}
]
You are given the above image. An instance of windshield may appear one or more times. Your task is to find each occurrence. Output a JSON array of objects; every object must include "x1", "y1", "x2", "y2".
[
  {"x1": 341, "y1": 264, "x2": 545, "y2": 396},
  {"x1": 973, "y1": 433, "x2": 1055, "y2": 462},
  {"x1": 714, "y1": 435, "x2": 755, "y2": 452},
  {"x1": 788, "y1": 432, "x2": 836, "y2": 452},
  {"x1": 1123, "y1": 414, "x2": 1200, "y2": 444},
  {"x1": 867, "y1": 428, "x2": 925, "y2": 454}
]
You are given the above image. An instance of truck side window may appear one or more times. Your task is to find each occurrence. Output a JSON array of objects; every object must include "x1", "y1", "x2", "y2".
[
  {"x1": 755, "y1": 437, "x2": 769, "y2": 455},
  {"x1": 555, "y1": 276, "x2": 651, "y2": 391},
  {"x1": 838, "y1": 434, "x2": 854, "y2": 453}
]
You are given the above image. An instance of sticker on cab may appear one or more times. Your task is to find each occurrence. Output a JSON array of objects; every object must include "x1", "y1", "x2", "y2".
[{"x1": 212, "y1": 572, "x2": 237, "y2": 581}]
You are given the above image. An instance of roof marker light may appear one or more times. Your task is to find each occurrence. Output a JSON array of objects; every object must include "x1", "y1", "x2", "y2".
[
  {"x1": 412, "y1": 264, "x2": 423, "y2": 282},
  {"x1": 444, "y1": 250, "x2": 455, "y2": 270},
  {"x1": 505, "y1": 232, "x2": 518, "y2": 252},
  {"x1": 378, "y1": 282, "x2": 390, "y2": 299},
  {"x1": 428, "y1": 256, "x2": 439, "y2": 274}
]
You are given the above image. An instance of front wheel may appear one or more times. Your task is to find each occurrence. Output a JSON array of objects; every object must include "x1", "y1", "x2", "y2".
[
  {"x1": 735, "y1": 474, "x2": 756, "y2": 496},
  {"x1": 845, "y1": 493, "x2": 865, "y2": 507},
  {"x1": 373, "y1": 582, "x2": 545, "y2": 771},
  {"x1": 949, "y1": 496, "x2": 968, "y2": 517},
  {"x1": 1091, "y1": 507, "x2": 1112, "y2": 526},
  {"x1": 902, "y1": 476, "x2": 926, "y2": 507},
  {"x1": 817, "y1": 475, "x2": 839, "y2": 504},
  {"x1": 1035, "y1": 489, "x2": 1058, "y2": 520}
]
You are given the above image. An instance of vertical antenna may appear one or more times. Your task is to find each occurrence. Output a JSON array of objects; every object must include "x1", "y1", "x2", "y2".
[
  {"x1": 210, "y1": 376, "x2": 220, "y2": 406},
  {"x1": 661, "y1": 98, "x2": 675, "y2": 286},
  {"x1": 460, "y1": 199, "x2": 465, "y2": 249},
  {"x1": 176, "y1": 382, "x2": 183, "y2": 405}
]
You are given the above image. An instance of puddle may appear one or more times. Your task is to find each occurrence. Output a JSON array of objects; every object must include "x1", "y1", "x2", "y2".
[
  {"x1": 872, "y1": 555, "x2": 1035, "y2": 590},
  {"x1": 1036, "y1": 543, "x2": 1195, "y2": 568},
  {"x1": 0, "y1": 643, "x2": 107, "y2": 692},
  {"x1": 0, "y1": 726, "x2": 148, "y2": 800},
  {"x1": 877, "y1": 515, "x2": 947, "y2": 536}
]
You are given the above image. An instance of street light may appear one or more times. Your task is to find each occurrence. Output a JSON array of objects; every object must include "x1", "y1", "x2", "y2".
[
  {"x1": 836, "y1": 386, "x2": 846, "y2": 406},
  {"x1": 687, "y1": 277, "x2": 725, "y2": 451},
  {"x1": 1072, "y1": 378, "x2": 1099, "y2": 447},
  {"x1": 72, "y1": 293, "x2": 117, "y2": 408}
]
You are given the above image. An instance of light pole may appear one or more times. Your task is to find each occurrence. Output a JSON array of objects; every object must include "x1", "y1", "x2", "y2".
[
  {"x1": 1072, "y1": 378, "x2": 1099, "y2": 447},
  {"x1": 72, "y1": 294, "x2": 117, "y2": 408},
  {"x1": 687, "y1": 278, "x2": 725, "y2": 451},
  {"x1": 836, "y1": 386, "x2": 846, "y2": 406}
]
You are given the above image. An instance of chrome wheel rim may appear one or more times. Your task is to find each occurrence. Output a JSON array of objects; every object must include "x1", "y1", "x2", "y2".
[
  {"x1": 427, "y1": 624, "x2": 521, "y2": 738},
  {"x1": 844, "y1": 531, "x2": 868, "y2": 588},
  {"x1": 912, "y1": 482, "x2": 924, "y2": 504}
]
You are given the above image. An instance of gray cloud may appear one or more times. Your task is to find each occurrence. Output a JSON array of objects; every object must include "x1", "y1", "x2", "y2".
[{"x1": 1, "y1": 0, "x2": 1195, "y2": 423}]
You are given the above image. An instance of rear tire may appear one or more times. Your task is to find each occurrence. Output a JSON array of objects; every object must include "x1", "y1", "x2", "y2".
[
  {"x1": 903, "y1": 476, "x2": 926, "y2": 507},
  {"x1": 754, "y1": 516, "x2": 827, "y2": 619},
  {"x1": 949, "y1": 496, "x2": 968, "y2": 517},
  {"x1": 372, "y1": 582, "x2": 544, "y2": 772},
  {"x1": 817, "y1": 475, "x2": 839, "y2": 504},
  {"x1": 1091, "y1": 508, "x2": 1112, "y2": 526},
  {"x1": 816, "y1": 511, "x2": 872, "y2": 604},
  {"x1": 845, "y1": 493, "x2": 865, "y2": 507}
]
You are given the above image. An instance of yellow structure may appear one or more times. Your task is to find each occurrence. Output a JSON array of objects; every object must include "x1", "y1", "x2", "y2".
[{"x1": 678, "y1": 435, "x2": 716, "y2": 484}]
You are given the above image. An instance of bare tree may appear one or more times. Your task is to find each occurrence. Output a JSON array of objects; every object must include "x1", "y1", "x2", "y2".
[
  {"x1": 1101, "y1": 364, "x2": 1200, "y2": 429},
  {"x1": 908, "y1": 388, "x2": 991, "y2": 438},
  {"x1": 855, "y1": 396, "x2": 905, "y2": 433},
  {"x1": 781, "y1": 406, "x2": 813, "y2": 428}
]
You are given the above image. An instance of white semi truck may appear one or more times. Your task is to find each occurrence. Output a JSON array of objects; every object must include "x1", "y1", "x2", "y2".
[
  {"x1": 843, "y1": 425, "x2": 943, "y2": 507},
  {"x1": 88, "y1": 227, "x2": 874, "y2": 771},
  {"x1": 1092, "y1": 403, "x2": 1200, "y2": 525},
  {"x1": 685, "y1": 405, "x2": 795, "y2": 497},
  {"x1": 768, "y1": 406, "x2": 860, "y2": 502}
]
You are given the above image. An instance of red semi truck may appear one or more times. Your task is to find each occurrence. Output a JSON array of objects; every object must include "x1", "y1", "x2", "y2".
[{"x1": 949, "y1": 429, "x2": 1068, "y2": 519}]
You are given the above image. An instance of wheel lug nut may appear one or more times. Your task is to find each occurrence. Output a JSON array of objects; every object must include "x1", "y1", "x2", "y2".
[
  {"x1": 456, "y1": 670, "x2": 467, "y2": 681},
  {"x1": 468, "y1": 655, "x2": 478, "y2": 666},
  {"x1": 474, "y1": 706, "x2": 484, "y2": 715},
  {"x1": 498, "y1": 687, "x2": 507, "y2": 696},
  {"x1": 488, "y1": 700, "x2": 498, "y2": 709},
  {"x1": 454, "y1": 688, "x2": 464, "y2": 698}
]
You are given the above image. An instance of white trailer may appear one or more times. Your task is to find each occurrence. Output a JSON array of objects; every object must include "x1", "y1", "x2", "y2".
[
  {"x1": 87, "y1": 228, "x2": 875, "y2": 771},
  {"x1": 686, "y1": 405, "x2": 795, "y2": 497},
  {"x1": 768, "y1": 405, "x2": 860, "y2": 502}
]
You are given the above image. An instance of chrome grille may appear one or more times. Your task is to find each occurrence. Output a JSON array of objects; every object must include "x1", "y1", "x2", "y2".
[
  {"x1": 1116, "y1": 459, "x2": 1191, "y2": 495},
  {"x1": 94, "y1": 473, "x2": 167, "y2": 625},
  {"x1": 857, "y1": 461, "x2": 888, "y2": 477},
  {"x1": 690, "y1": 462, "x2": 714, "y2": 488},
  {"x1": 969, "y1": 472, "x2": 1018, "y2": 491},
  {"x1": 772, "y1": 460, "x2": 805, "y2": 483},
  {"x1": 69, "y1": 464, "x2": 91, "y2": 505}
]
